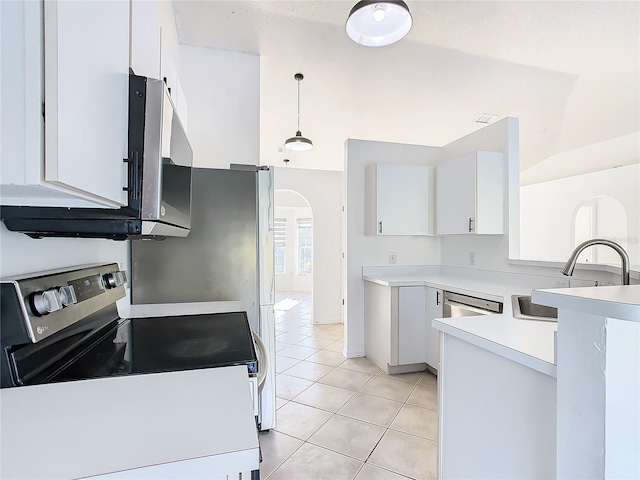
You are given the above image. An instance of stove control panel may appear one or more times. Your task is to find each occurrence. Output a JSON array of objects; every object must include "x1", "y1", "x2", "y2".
[
  {"x1": 31, "y1": 289, "x2": 65, "y2": 316},
  {"x1": 103, "y1": 271, "x2": 128, "y2": 289},
  {"x1": 1, "y1": 264, "x2": 127, "y2": 344}
]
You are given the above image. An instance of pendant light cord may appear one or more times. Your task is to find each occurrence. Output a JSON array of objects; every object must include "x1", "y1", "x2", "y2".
[{"x1": 297, "y1": 79, "x2": 301, "y2": 131}]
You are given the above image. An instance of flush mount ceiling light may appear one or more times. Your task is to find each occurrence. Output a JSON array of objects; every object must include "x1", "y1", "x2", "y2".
[
  {"x1": 284, "y1": 73, "x2": 313, "y2": 152},
  {"x1": 346, "y1": 1, "x2": 413, "y2": 47}
]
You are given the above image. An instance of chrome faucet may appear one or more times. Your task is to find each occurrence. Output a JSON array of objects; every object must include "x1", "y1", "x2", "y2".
[{"x1": 561, "y1": 239, "x2": 630, "y2": 285}]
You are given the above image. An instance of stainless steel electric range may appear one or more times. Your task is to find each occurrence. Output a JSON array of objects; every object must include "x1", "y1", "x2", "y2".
[{"x1": 0, "y1": 263, "x2": 263, "y2": 478}]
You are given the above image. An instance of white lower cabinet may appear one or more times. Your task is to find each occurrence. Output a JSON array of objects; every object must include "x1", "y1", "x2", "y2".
[
  {"x1": 425, "y1": 287, "x2": 443, "y2": 372},
  {"x1": 364, "y1": 282, "x2": 427, "y2": 374},
  {"x1": 398, "y1": 286, "x2": 427, "y2": 365}
]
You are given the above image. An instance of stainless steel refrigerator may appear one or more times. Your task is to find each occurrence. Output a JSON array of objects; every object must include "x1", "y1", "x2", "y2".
[{"x1": 130, "y1": 165, "x2": 276, "y2": 430}]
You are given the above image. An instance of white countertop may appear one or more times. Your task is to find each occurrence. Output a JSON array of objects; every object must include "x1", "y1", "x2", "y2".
[
  {"x1": 0, "y1": 366, "x2": 259, "y2": 479},
  {"x1": 363, "y1": 271, "x2": 558, "y2": 377},
  {"x1": 433, "y1": 315, "x2": 557, "y2": 376},
  {"x1": 362, "y1": 273, "x2": 530, "y2": 301},
  {"x1": 118, "y1": 300, "x2": 243, "y2": 318},
  {"x1": 532, "y1": 284, "x2": 640, "y2": 322}
]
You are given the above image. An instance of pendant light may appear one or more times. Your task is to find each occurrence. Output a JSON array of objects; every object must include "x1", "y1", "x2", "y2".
[
  {"x1": 346, "y1": 1, "x2": 413, "y2": 47},
  {"x1": 284, "y1": 73, "x2": 313, "y2": 151}
]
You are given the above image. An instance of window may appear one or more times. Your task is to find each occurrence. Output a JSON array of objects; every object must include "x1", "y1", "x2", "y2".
[
  {"x1": 274, "y1": 218, "x2": 286, "y2": 275},
  {"x1": 297, "y1": 218, "x2": 312, "y2": 276}
]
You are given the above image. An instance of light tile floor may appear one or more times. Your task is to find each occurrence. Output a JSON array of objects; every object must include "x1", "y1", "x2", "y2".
[{"x1": 261, "y1": 292, "x2": 438, "y2": 480}]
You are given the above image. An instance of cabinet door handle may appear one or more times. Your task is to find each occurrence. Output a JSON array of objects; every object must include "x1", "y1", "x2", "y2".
[
  {"x1": 123, "y1": 151, "x2": 141, "y2": 200},
  {"x1": 468, "y1": 217, "x2": 474, "y2": 232},
  {"x1": 379, "y1": 221, "x2": 383, "y2": 234},
  {"x1": 436, "y1": 291, "x2": 441, "y2": 305}
]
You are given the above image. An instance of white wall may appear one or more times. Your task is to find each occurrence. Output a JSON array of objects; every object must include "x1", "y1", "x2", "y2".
[
  {"x1": 275, "y1": 167, "x2": 342, "y2": 325},
  {"x1": 0, "y1": 226, "x2": 128, "y2": 278},
  {"x1": 520, "y1": 164, "x2": 640, "y2": 267},
  {"x1": 440, "y1": 117, "x2": 521, "y2": 270},
  {"x1": 178, "y1": 45, "x2": 260, "y2": 169},
  {"x1": 274, "y1": 205, "x2": 313, "y2": 293},
  {"x1": 344, "y1": 139, "x2": 443, "y2": 357}
]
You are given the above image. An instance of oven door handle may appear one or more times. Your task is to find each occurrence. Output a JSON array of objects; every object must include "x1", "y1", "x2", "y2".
[{"x1": 252, "y1": 332, "x2": 268, "y2": 392}]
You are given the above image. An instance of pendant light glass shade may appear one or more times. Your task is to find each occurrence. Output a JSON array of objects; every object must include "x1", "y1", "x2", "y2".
[
  {"x1": 346, "y1": 1, "x2": 413, "y2": 47},
  {"x1": 284, "y1": 73, "x2": 313, "y2": 151}
]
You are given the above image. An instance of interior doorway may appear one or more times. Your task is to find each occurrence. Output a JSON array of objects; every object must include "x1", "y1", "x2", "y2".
[
  {"x1": 274, "y1": 189, "x2": 313, "y2": 324},
  {"x1": 572, "y1": 196, "x2": 628, "y2": 265}
]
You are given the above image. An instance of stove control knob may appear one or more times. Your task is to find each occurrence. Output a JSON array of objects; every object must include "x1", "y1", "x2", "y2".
[
  {"x1": 58, "y1": 285, "x2": 77, "y2": 307},
  {"x1": 31, "y1": 289, "x2": 63, "y2": 316},
  {"x1": 103, "y1": 271, "x2": 127, "y2": 289}
]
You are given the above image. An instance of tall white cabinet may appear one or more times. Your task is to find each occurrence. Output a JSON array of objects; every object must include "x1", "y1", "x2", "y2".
[
  {"x1": 365, "y1": 164, "x2": 434, "y2": 236},
  {"x1": 436, "y1": 151, "x2": 504, "y2": 235}
]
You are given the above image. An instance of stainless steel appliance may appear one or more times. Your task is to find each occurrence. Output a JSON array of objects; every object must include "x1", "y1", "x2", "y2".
[
  {"x1": 443, "y1": 291, "x2": 503, "y2": 317},
  {"x1": 1, "y1": 264, "x2": 260, "y2": 388},
  {"x1": 130, "y1": 165, "x2": 276, "y2": 431},
  {"x1": 1, "y1": 75, "x2": 193, "y2": 239},
  {"x1": 0, "y1": 263, "x2": 262, "y2": 478}
]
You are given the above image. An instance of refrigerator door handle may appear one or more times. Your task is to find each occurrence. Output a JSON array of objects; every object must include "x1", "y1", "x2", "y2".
[{"x1": 252, "y1": 331, "x2": 268, "y2": 392}]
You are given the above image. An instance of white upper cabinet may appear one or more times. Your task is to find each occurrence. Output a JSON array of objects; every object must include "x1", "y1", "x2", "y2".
[
  {"x1": 160, "y1": 27, "x2": 178, "y2": 96},
  {"x1": 174, "y1": 78, "x2": 189, "y2": 132},
  {"x1": 131, "y1": 3, "x2": 187, "y2": 131},
  {"x1": 43, "y1": 0, "x2": 129, "y2": 207},
  {"x1": 130, "y1": 0, "x2": 161, "y2": 79},
  {"x1": 1, "y1": 0, "x2": 129, "y2": 207},
  {"x1": 436, "y1": 151, "x2": 504, "y2": 235},
  {"x1": 365, "y1": 163, "x2": 434, "y2": 236}
]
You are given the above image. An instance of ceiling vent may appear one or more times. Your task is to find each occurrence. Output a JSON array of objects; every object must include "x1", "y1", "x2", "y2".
[{"x1": 475, "y1": 114, "x2": 499, "y2": 124}]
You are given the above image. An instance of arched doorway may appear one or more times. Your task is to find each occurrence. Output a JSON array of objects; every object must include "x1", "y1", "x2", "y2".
[
  {"x1": 571, "y1": 196, "x2": 628, "y2": 265},
  {"x1": 274, "y1": 189, "x2": 313, "y2": 325}
]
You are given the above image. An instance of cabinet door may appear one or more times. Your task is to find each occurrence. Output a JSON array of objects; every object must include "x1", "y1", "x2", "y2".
[
  {"x1": 174, "y1": 78, "x2": 189, "y2": 132},
  {"x1": 475, "y1": 151, "x2": 504, "y2": 234},
  {"x1": 43, "y1": 0, "x2": 129, "y2": 207},
  {"x1": 376, "y1": 164, "x2": 432, "y2": 235},
  {"x1": 436, "y1": 154, "x2": 476, "y2": 234},
  {"x1": 398, "y1": 286, "x2": 427, "y2": 365},
  {"x1": 131, "y1": 0, "x2": 161, "y2": 79},
  {"x1": 425, "y1": 287, "x2": 443, "y2": 371},
  {"x1": 160, "y1": 27, "x2": 178, "y2": 95}
]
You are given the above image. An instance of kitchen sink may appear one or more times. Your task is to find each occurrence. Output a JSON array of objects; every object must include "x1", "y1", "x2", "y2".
[{"x1": 511, "y1": 295, "x2": 558, "y2": 322}]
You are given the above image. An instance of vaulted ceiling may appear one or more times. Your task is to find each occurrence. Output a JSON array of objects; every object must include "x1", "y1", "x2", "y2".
[{"x1": 173, "y1": 1, "x2": 639, "y2": 179}]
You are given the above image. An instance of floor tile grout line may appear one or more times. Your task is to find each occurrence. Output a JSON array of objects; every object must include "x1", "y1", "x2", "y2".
[{"x1": 272, "y1": 292, "x2": 438, "y2": 479}]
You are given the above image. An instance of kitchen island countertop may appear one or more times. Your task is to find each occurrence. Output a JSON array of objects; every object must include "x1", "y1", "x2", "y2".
[{"x1": 532, "y1": 284, "x2": 640, "y2": 321}]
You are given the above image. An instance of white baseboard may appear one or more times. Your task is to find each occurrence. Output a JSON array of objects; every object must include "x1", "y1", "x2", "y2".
[
  {"x1": 313, "y1": 318, "x2": 342, "y2": 325},
  {"x1": 344, "y1": 350, "x2": 365, "y2": 359}
]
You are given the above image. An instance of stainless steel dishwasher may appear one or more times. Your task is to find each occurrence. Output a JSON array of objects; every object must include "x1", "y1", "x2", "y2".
[{"x1": 443, "y1": 291, "x2": 503, "y2": 317}]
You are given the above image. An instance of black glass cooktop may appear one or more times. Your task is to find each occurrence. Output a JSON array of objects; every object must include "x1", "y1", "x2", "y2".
[{"x1": 50, "y1": 311, "x2": 258, "y2": 383}]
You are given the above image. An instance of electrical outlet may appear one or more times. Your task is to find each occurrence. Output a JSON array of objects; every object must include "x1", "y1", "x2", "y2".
[
  {"x1": 556, "y1": 280, "x2": 570, "y2": 288},
  {"x1": 469, "y1": 252, "x2": 476, "y2": 266},
  {"x1": 389, "y1": 252, "x2": 397, "y2": 264}
]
